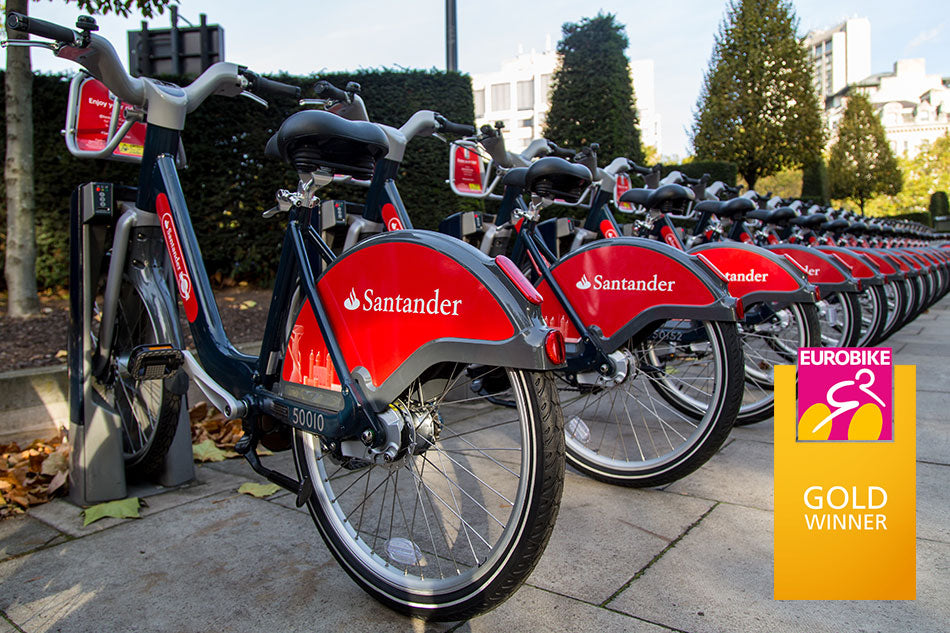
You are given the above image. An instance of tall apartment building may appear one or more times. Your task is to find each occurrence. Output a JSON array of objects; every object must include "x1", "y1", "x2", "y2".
[
  {"x1": 471, "y1": 48, "x2": 661, "y2": 154},
  {"x1": 803, "y1": 18, "x2": 871, "y2": 106}
]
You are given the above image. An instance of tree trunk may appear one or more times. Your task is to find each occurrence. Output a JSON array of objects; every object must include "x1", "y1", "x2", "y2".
[
  {"x1": 743, "y1": 166, "x2": 758, "y2": 192},
  {"x1": 4, "y1": 0, "x2": 40, "y2": 317}
]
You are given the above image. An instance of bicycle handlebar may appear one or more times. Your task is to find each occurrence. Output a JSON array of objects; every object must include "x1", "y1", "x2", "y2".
[
  {"x1": 7, "y1": 12, "x2": 79, "y2": 45},
  {"x1": 243, "y1": 71, "x2": 300, "y2": 100},
  {"x1": 313, "y1": 79, "x2": 349, "y2": 102},
  {"x1": 547, "y1": 143, "x2": 576, "y2": 159},
  {"x1": 434, "y1": 114, "x2": 475, "y2": 136},
  {"x1": 626, "y1": 160, "x2": 657, "y2": 176}
]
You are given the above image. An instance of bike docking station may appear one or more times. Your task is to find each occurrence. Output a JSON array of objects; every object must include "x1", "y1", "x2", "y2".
[{"x1": 68, "y1": 181, "x2": 195, "y2": 505}]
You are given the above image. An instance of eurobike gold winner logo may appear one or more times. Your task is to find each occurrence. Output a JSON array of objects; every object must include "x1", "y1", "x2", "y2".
[
  {"x1": 797, "y1": 348, "x2": 892, "y2": 441},
  {"x1": 773, "y1": 351, "x2": 915, "y2": 600}
]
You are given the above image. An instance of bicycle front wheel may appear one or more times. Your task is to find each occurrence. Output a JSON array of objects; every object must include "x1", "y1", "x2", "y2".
[
  {"x1": 292, "y1": 367, "x2": 564, "y2": 621},
  {"x1": 94, "y1": 281, "x2": 181, "y2": 475}
]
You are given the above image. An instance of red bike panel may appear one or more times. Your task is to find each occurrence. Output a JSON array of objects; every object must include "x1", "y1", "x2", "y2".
[
  {"x1": 858, "y1": 250, "x2": 897, "y2": 276},
  {"x1": 768, "y1": 247, "x2": 848, "y2": 284},
  {"x1": 76, "y1": 77, "x2": 146, "y2": 158},
  {"x1": 156, "y1": 193, "x2": 198, "y2": 322},
  {"x1": 614, "y1": 173, "x2": 634, "y2": 211},
  {"x1": 283, "y1": 242, "x2": 515, "y2": 388},
  {"x1": 381, "y1": 203, "x2": 405, "y2": 231},
  {"x1": 879, "y1": 250, "x2": 910, "y2": 273},
  {"x1": 535, "y1": 243, "x2": 716, "y2": 341},
  {"x1": 817, "y1": 247, "x2": 878, "y2": 279},
  {"x1": 691, "y1": 245, "x2": 802, "y2": 298},
  {"x1": 451, "y1": 144, "x2": 484, "y2": 193}
]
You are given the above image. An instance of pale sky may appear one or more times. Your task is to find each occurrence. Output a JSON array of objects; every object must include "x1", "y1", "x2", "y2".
[{"x1": 6, "y1": 1, "x2": 950, "y2": 158}]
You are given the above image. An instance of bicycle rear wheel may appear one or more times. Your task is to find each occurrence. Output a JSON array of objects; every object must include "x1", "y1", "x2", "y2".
[
  {"x1": 292, "y1": 365, "x2": 564, "y2": 621},
  {"x1": 559, "y1": 319, "x2": 743, "y2": 487},
  {"x1": 817, "y1": 291, "x2": 861, "y2": 348},
  {"x1": 93, "y1": 281, "x2": 181, "y2": 476},
  {"x1": 734, "y1": 301, "x2": 820, "y2": 426}
]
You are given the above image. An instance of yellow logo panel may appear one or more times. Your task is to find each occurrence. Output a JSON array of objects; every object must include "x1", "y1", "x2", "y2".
[{"x1": 774, "y1": 365, "x2": 916, "y2": 600}]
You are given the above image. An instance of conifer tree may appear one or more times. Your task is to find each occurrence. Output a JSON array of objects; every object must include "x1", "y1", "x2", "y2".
[
  {"x1": 543, "y1": 13, "x2": 643, "y2": 164},
  {"x1": 691, "y1": 0, "x2": 824, "y2": 190},
  {"x1": 828, "y1": 93, "x2": 902, "y2": 214}
]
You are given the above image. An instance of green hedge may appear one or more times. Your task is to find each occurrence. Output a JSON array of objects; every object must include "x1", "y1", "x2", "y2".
[
  {"x1": 801, "y1": 159, "x2": 829, "y2": 204},
  {"x1": 0, "y1": 69, "x2": 478, "y2": 290},
  {"x1": 885, "y1": 211, "x2": 933, "y2": 227}
]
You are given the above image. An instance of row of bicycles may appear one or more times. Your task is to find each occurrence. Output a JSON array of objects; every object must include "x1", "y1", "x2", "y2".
[{"x1": 8, "y1": 12, "x2": 947, "y2": 621}]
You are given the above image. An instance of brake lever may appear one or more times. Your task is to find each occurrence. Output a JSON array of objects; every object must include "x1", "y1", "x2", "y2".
[
  {"x1": 239, "y1": 91, "x2": 268, "y2": 108},
  {"x1": 299, "y1": 98, "x2": 329, "y2": 107}
]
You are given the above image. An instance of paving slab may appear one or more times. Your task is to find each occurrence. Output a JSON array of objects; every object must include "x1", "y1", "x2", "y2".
[
  {"x1": 0, "y1": 516, "x2": 66, "y2": 563},
  {"x1": 728, "y1": 417, "x2": 774, "y2": 445},
  {"x1": 0, "y1": 616, "x2": 19, "y2": 633},
  {"x1": 453, "y1": 584, "x2": 669, "y2": 632},
  {"x1": 666, "y1": 438, "x2": 774, "y2": 511},
  {"x1": 1, "y1": 492, "x2": 455, "y2": 633},
  {"x1": 903, "y1": 356, "x2": 947, "y2": 393},
  {"x1": 917, "y1": 418, "x2": 950, "y2": 466},
  {"x1": 27, "y1": 464, "x2": 248, "y2": 538},
  {"x1": 917, "y1": 462, "x2": 950, "y2": 544},
  {"x1": 527, "y1": 470, "x2": 715, "y2": 605},
  {"x1": 608, "y1": 503, "x2": 950, "y2": 633}
]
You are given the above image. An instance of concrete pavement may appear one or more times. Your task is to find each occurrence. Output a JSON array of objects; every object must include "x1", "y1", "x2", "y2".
[{"x1": 1, "y1": 299, "x2": 947, "y2": 632}]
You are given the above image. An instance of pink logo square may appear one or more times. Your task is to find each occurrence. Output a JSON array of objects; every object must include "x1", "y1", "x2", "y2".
[{"x1": 796, "y1": 348, "x2": 893, "y2": 441}]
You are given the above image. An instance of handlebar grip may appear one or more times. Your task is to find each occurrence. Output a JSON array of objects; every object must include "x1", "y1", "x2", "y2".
[
  {"x1": 479, "y1": 124, "x2": 498, "y2": 138},
  {"x1": 313, "y1": 79, "x2": 349, "y2": 102},
  {"x1": 547, "y1": 143, "x2": 576, "y2": 159},
  {"x1": 626, "y1": 160, "x2": 653, "y2": 176},
  {"x1": 253, "y1": 75, "x2": 300, "y2": 100},
  {"x1": 6, "y1": 12, "x2": 78, "y2": 44},
  {"x1": 435, "y1": 115, "x2": 475, "y2": 136}
]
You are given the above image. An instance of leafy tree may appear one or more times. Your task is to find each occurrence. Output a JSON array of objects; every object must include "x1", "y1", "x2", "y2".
[
  {"x1": 543, "y1": 13, "x2": 643, "y2": 164},
  {"x1": 828, "y1": 93, "x2": 902, "y2": 214},
  {"x1": 866, "y1": 133, "x2": 950, "y2": 218},
  {"x1": 3, "y1": 0, "x2": 171, "y2": 317},
  {"x1": 690, "y1": 0, "x2": 824, "y2": 190}
]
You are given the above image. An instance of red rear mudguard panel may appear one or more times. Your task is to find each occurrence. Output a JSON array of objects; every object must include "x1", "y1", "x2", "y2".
[
  {"x1": 875, "y1": 249, "x2": 912, "y2": 274},
  {"x1": 850, "y1": 247, "x2": 903, "y2": 282},
  {"x1": 537, "y1": 237, "x2": 738, "y2": 350},
  {"x1": 689, "y1": 242, "x2": 816, "y2": 306},
  {"x1": 764, "y1": 244, "x2": 859, "y2": 295},
  {"x1": 816, "y1": 246, "x2": 885, "y2": 285},
  {"x1": 282, "y1": 231, "x2": 556, "y2": 410}
]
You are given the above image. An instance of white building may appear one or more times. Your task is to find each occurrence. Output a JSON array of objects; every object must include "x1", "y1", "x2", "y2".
[
  {"x1": 471, "y1": 47, "x2": 661, "y2": 154},
  {"x1": 803, "y1": 18, "x2": 871, "y2": 106},
  {"x1": 828, "y1": 59, "x2": 950, "y2": 156}
]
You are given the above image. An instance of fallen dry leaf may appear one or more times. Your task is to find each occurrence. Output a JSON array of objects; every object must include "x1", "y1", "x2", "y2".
[{"x1": 1, "y1": 431, "x2": 69, "y2": 520}]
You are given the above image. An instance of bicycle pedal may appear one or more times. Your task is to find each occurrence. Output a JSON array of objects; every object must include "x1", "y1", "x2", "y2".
[{"x1": 127, "y1": 344, "x2": 184, "y2": 381}]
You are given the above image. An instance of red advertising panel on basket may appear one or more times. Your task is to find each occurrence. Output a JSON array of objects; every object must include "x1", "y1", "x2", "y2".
[
  {"x1": 450, "y1": 144, "x2": 485, "y2": 196},
  {"x1": 614, "y1": 173, "x2": 633, "y2": 211},
  {"x1": 76, "y1": 77, "x2": 146, "y2": 159}
]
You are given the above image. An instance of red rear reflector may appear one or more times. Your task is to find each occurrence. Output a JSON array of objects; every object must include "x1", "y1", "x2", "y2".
[
  {"x1": 813, "y1": 285, "x2": 821, "y2": 301},
  {"x1": 735, "y1": 297, "x2": 744, "y2": 320},
  {"x1": 495, "y1": 255, "x2": 543, "y2": 305},
  {"x1": 545, "y1": 329, "x2": 565, "y2": 365}
]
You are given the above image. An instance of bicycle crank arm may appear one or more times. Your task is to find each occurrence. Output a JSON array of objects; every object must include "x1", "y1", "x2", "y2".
[{"x1": 181, "y1": 350, "x2": 248, "y2": 420}]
